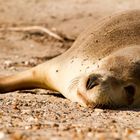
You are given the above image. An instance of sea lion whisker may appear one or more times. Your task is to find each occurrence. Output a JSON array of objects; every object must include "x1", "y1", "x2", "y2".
[{"x1": 67, "y1": 77, "x2": 80, "y2": 93}]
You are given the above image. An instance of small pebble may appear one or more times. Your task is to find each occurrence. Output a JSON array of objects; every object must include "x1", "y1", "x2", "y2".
[
  {"x1": 124, "y1": 128, "x2": 134, "y2": 136},
  {"x1": 0, "y1": 131, "x2": 5, "y2": 140},
  {"x1": 94, "y1": 108, "x2": 104, "y2": 112},
  {"x1": 4, "y1": 60, "x2": 13, "y2": 67},
  {"x1": 87, "y1": 132, "x2": 93, "y2": 137},
  {"x1": 25, "y1": 125, "x2": 32, "y2": 130},
  {"x1": 30, "y1": 44, "x2": 35, "y2": 48}
]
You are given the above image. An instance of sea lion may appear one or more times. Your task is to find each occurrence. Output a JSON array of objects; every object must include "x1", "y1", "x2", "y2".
[{"x1": 0, "y1": 10, "x2": 140, "y2": 108}]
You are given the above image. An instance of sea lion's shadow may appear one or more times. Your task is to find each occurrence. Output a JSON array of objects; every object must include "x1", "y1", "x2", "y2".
[
  {"x1": 115, "y1": 108, "x2": 140, "y2": 112},
  {"x1": 18, "y1": 90, "x2": 140, "y2": 111},
  {"x1": 18, "y1": 90, "x2": 65, "y2": 99},
  {"x1": 100, "y1": 106, "x2": 140, "y2": 112},
  {"x1": 46, "y1": 92, "x2": 65, "y2": 98}
]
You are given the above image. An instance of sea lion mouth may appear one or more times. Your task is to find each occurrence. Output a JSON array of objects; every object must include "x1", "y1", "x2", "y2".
[
  {"x1": 77, "y1": 89, "x2": 93, "y2": 107},
  {"x1": 76, "y1": 90, "x2": 113, "y2": 108}
]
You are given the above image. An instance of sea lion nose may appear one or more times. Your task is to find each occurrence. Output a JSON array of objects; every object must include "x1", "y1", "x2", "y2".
[
  {"x1": 86, "y1": 75, "x2": 99, "y2": 90},
  {"x1": 124, "y1": 85, "x2": 135, "y2": 105}
]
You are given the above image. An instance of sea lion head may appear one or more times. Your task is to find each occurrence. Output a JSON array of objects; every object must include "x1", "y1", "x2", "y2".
[
  {"x1": 76, "y1": 72, "x2": 137, "y2": 108},
  {"x1": 73, "y1": 47, "x2": 140, "y2": 108}
]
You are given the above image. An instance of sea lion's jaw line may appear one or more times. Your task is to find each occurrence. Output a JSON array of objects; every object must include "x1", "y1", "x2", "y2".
[{"x1": 77, "y1": 89, "x2": 93, "y2": 107}]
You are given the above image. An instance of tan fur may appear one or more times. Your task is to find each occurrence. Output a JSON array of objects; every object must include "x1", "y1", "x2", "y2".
[{"x1": 1, "y1": 10, "x2": 140, "y2": 108}]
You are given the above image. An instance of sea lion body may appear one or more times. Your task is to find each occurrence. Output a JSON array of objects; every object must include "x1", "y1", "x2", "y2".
[{"x1": 0, "y1": 10, "x2": 140, "y2": 108}]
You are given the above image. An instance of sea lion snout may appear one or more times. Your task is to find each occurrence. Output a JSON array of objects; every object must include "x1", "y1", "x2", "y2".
[
  {"x1": 76, "y1": 74, "x2": 102, "y2": 107},
  {"x1": 76, "y1": 74, "x2": 110, "y2": 107}
]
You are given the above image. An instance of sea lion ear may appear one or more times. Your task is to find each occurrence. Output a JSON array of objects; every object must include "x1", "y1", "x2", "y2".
[{"x1": 124, "y1": 85, "x2": 135, "y2": 105}]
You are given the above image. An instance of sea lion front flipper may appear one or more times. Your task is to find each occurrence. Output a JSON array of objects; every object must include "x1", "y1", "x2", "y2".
[{"x1": 0, "y1": 63, "x2": 56, "y2": 93}]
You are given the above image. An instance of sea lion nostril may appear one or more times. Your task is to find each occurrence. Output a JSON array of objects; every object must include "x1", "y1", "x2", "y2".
[
  {"x1": 124, "y1": 85, "x2": 135, "y2": 96},
  {"x1": 124, "y1": 85, "x2": 135, "y2": 105},
  {"x1": 86, "y1": 75, "x2": 99, "y2": 90}
]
